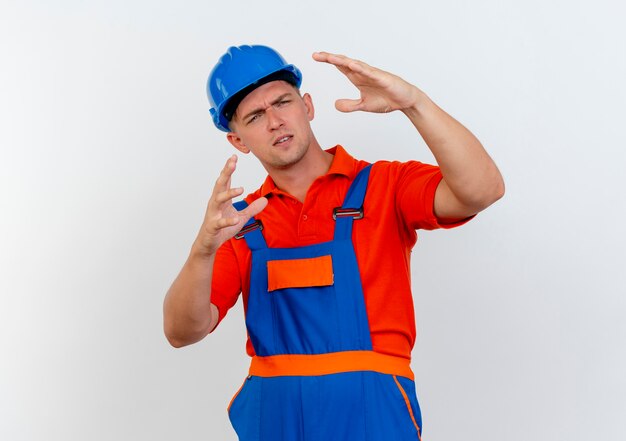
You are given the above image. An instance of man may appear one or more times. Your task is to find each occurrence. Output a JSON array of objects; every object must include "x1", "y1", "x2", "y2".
[{"x1": 164, "y1": 45, "x2": 504, "y2": 440}]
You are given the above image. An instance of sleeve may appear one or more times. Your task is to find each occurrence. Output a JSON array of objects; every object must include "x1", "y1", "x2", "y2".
[
  {"x1": 395, "y1": 161, "x2": 474, "y2": 230},
  {"x1": 209, "y1": 238, "x2": 242, "y2": 332}
]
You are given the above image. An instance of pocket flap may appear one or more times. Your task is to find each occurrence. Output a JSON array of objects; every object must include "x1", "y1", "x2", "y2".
[{"x1": 267, "y1": 255, "x2": 334, "y2": 292}]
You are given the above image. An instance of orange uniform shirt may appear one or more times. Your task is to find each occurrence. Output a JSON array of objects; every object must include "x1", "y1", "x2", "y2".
[{"x1": 210, "y1": 146, "x2": 469, "y2": 359}]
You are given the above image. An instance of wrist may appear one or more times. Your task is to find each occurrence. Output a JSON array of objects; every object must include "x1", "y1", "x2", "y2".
[
  {"x1": 189, "y1": 240, "x2": 218, "y2": 261},
  {"x1": 401, "y1": 88, "x2": 429, "y2": 118}
]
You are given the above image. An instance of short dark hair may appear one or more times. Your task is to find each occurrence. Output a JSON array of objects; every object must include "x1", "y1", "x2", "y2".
[{"x1": 223, "y1": 70, "x2": 300, "y2": 122}]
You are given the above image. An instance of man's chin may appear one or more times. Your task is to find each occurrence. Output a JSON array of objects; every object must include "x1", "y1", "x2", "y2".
[{"x1": 268, "y1": 149, "x2": 308, "y2": 170}]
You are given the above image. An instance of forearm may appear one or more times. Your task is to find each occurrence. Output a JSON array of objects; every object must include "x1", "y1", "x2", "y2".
[
  {"x1": 311, "y1": 51, "x2": 504, "y2": 216},
  {"x1": 403, "y1": 90, "x2": 505, "y2": 213},
  {"x1": 163, "y1": 244, "x2": 216, "y2": 347},
  {"x1": 163, "y1": 156, "x2": 267, "y2": 347}
]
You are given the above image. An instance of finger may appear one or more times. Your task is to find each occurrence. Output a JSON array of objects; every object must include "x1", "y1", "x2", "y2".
[
  {"x1": 209, "y1": 197, "x2": 266, "y2": 235},
  {"x1": 213, "y1": 155, "x2": 238, "y2": 194},
  {"x1": 313, "y1": 52, "x2": 368, "y2": 72},
  {"x1": 213, "y1": 216, "x2": 241, "y2": 230},
  {"x1": 335, "y1": 98, "x2": 363, "y2": 113},
  {"x1": 313, "y1": 53, "x2": 356, "y2": 74},
  {"x1": 313, "y1": 51, "x2": 351, "y2": 64},
  {"x1": 312, "y1": 51, "x2": 331, "y2": 62},
  {"x1": 213, "y1": 187, "x2": 244, "y2": 204},
  {"x1": 243, "y1": 196, "x2": 268, "y2": 218},
  {"x1": 314, "y1": 52, "x2": 382, "y2": 88}
]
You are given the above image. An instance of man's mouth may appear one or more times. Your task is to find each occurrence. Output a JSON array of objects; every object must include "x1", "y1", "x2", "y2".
[{"x1": 273, "y1": 135, "x2": 292, "y2": 146}]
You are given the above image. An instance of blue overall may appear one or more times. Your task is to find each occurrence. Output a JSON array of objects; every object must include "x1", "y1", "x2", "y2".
[{"x1": 229, "y1": 165, "x2": 422, "y2": 440}]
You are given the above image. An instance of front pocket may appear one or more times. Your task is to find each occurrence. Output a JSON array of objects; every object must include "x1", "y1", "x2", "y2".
[
  {"x1": 267, "y1": 255, "x2": 334, "y2": 291},
  {"x1": 227, "y1": 376, "x2": 250, "y2": 414},
  {"x1": 227, "y1": 376, "x2": 261, "y2": 440},
  {"x1": 392, "y1": 375, "x2": 422, "y2": 440}
]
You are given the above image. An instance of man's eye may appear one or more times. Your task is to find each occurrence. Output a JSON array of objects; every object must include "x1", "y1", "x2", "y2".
[
  {"x1": 277, "y1": 100, "x2": 290, "y2": 106},
  {"x1": 247, "y1": 114, "x2": 261, "y2": 124}
]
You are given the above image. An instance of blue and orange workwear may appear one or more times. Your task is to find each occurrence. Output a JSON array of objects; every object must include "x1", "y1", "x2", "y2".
[{"x1": 211, "y1": 146, "x2": 471, "y2": 440}]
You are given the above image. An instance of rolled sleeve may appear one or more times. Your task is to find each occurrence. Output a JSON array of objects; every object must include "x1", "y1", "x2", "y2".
[
  {"x1": 396, "y1": 161, "x2": 474, "y2": 230},
  {"x1": 209, "y1": 239, "x2": 242, "y2": 331}
]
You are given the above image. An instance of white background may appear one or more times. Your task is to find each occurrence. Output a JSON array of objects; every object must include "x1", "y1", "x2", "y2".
[{"x1": 1, "y1": 1, "x2": 625, "y2": 440}]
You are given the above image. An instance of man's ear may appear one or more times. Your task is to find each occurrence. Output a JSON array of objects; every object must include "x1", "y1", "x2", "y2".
[
  {"x1": 303, "y1": 93, "x2": 315, "y2": 121},
  {"x1": 226, "y1": 132, "x2": 250, "y2": 154}
]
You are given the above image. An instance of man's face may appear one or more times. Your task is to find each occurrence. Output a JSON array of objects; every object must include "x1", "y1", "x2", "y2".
[{"x1": 226, "y1": 80, "x2": 315, "y2": 172}]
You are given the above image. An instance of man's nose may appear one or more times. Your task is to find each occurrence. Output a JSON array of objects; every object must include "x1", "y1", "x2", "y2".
[{"x1": 266, "y1": 108, "x2": 284, "y2": 130}]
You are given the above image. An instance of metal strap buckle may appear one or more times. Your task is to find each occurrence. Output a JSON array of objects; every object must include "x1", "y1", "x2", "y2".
[
  {"x1": 234, "y1": 220, "x2": 263, "y2": 239},
  {"x1": 332, "y1": 207, "x2": 364, "y2": 220}
]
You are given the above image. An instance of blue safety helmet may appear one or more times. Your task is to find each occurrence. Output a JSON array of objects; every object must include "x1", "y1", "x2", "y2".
[{"x1": 207, "y1": 45, "x2": 303, "y2": 132}]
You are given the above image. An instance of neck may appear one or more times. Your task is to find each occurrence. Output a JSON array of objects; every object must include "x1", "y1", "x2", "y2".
[{"x1": 268, "y1": 140, "x2": 333, "y2": 202}]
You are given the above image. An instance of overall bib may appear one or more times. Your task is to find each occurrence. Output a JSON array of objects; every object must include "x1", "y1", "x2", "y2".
[{"x1": 229, "y1": 166, "x2": 422, "y2": 441}]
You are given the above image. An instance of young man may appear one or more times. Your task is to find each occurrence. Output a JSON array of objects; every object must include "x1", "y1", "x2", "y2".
[{"x1": 164, "y1": 45, "x2": 504, "y2": 440}]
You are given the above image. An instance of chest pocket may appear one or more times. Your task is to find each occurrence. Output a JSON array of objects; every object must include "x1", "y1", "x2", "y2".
[{"x1": 267, "y1": 255, "x2": 334, "y2": 292}]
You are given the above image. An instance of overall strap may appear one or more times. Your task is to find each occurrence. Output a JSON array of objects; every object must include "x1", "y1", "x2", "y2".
[
  {"x1": 334, "y1": 164, "x2": 373, "y2": 241},
  {"x1": 232, "y1": 200, "x2": 268, "y2": 250}
]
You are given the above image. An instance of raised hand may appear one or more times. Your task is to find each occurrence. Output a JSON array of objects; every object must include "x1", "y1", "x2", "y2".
[
  {"x1": 195, "y1": 155, "x2": 267, "y2": 255},
  {"x1": 312, "y1": 51, "x2": 423, "y2": 114}
]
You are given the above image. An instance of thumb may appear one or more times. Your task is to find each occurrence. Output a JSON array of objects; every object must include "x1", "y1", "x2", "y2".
[
  {"x1": 335, "y1": 99, "x2": 363, "y2": 113},
  {"x1": 244, "y1": 196, "x2": 268, "y2": 219}
]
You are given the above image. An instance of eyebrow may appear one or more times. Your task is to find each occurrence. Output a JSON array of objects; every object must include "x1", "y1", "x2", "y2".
[{"x1": 240, "y1": 93, "x2": 294, "y2": 122}]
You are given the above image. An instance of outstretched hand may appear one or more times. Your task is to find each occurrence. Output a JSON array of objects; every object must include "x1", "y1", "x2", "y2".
[
  {"x1": 312, "y1": 51, "x2": 422, "y2": 114},
  {"x1": 195, "y1": 155, "x2": 267, "y2": 256}
]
